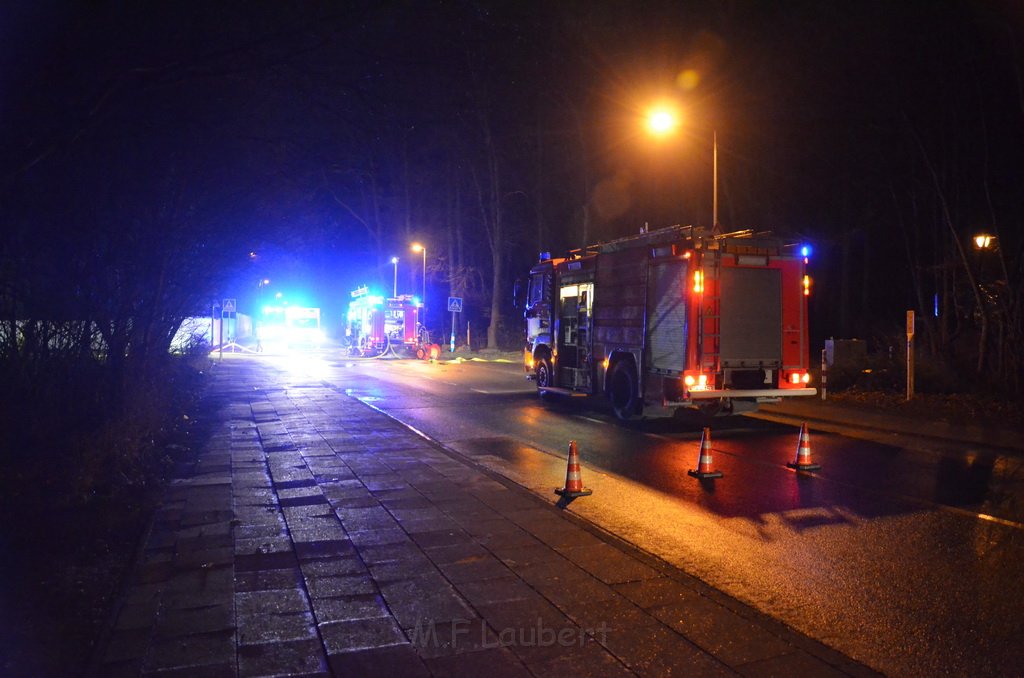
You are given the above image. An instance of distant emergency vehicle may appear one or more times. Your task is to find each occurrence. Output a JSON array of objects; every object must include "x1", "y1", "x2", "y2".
[
  {"x1": 346, "y1": 288, "x2": 432, "y2": 357},
  {"x1": 259, "y1": 305, "x2": 323, "y2": 348}
]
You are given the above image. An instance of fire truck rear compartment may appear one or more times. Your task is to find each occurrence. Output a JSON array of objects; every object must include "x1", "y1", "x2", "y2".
[{"x1": 719, "y1": 266, "x2": 782, "y2": 387}]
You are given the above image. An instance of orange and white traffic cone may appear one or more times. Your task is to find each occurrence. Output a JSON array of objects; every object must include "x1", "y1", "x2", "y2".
[
  {"x1": 787, "y1": 422, "x2": 820, "y2": 471},
  {"x1": 555, "y1": 440, "x2": 592, "y2": 497},
  {"x1": 688, "y1": 427, "x2": 723, "y2": 479}
]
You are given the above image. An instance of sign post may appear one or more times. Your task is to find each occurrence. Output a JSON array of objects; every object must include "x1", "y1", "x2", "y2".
[
  {"x1": 447, "y1": 297, "x2": 463, "y2": 353},
  {"x1": 906, "y1": 310, "x2": 915, "y2": 401}
]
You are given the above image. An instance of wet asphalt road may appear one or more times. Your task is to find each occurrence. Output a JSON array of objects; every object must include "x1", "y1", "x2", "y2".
[{"x1": 274, "y1": 352, "x2": 1024, "y2": 676}]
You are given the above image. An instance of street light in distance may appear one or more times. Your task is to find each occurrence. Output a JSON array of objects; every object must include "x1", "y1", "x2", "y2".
[
  {"x1": 973, "y1": 234, "x2": 996, "y2": 250},
  {"x1": 410, "y1": 243, "x2": 427, "y2": 323}
]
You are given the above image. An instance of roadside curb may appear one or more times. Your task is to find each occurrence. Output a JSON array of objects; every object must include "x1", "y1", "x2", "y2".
[{"x1": 753, "y1": 400, "x2": 1024, "y2": 454}]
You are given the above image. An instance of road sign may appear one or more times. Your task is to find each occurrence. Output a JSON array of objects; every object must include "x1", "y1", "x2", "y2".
[
  {"x1": 223, "y1": 298, "x2": 237, "y2": 313},
  {"x1": 447, "y1": 297, "x2": 463, "y2": 313}
]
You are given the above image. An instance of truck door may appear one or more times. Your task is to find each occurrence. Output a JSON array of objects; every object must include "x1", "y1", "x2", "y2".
[{"x1": 557, "y1": 283, "x2": 594, "y2": 392}]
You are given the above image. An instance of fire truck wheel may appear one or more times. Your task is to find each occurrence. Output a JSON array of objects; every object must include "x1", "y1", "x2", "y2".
[
  {"x1": 609, "y1": 361, "x2": 642, "y2": 420},
  {"x1": 535, "y1": 356, "x2": 554, "y2": 398}
]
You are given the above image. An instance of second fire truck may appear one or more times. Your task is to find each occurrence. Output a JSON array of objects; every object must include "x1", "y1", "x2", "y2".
[{"x1": 523, "y1": 224, "x2": 815, "y2": 419}]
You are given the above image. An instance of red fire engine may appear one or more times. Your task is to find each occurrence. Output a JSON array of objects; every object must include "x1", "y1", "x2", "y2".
[
  {"x1": 522, "y1": 225, "x2": 815, "y2": 419},
  {"x1": 346, "y1": 288, "x2": 433, "y2": 357}
]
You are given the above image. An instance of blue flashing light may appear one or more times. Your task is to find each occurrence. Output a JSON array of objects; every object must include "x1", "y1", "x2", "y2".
[
  {"x1": 412, "y1": 296, "x2": 422, "y2": 307},
  {"x1": 800, "y1": 245, "x2": 811, "y2": 258},
  {"x1": 368, "y1": 295, "x2": 385, "y2": 306}
]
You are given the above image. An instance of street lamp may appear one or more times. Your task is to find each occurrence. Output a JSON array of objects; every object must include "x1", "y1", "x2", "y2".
[
  {"x1": 390, "y1": 257, "x2": 399, "y2": 297},
  {"x1": 645, "y1": 104, "x2": 720, "y2": 230},
  {"x1": 973, "y1": 234, "x2": 995, "y2": 250},
  {"x1": 410, "y1": 243, "x2": 426, "y2": 316}
]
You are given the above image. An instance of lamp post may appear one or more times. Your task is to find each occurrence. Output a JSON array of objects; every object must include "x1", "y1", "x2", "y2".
[
  {"x1": 390, "y1": 257, "x2": 399, "y2": 297},
  {"x1": 645, "y1": 104, "x2": 719, "y2": 230},
  {"x1": 411, "y1": 242, "x2": 426, "y2": 324}
]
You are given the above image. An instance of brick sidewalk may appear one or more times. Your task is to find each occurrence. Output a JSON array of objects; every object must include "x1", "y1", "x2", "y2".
[{"x1": 91, "y1": 359, "x2": 875, "y2": 677}]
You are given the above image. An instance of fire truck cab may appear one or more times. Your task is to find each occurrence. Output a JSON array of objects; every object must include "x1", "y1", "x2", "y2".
[{"x1": 523, "y1": 224, "x2": 815, "y2": 419}]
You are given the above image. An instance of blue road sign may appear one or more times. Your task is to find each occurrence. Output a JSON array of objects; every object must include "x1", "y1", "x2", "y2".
[{"x1": 447, "y1": 297, "x2": 463, "y2": 313}]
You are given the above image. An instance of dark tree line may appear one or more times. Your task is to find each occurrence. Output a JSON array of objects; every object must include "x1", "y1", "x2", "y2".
[{"x1": 2, "y1": 0, "x2": 1022, "y2": 398}]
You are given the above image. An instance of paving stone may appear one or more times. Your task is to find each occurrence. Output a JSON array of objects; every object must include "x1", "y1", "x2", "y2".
[
  {"x1": 522, "y1": 636, "x2": 634, "y2": 677},
  {"x1": 327, "y1": 643, "x2": 430, "y2": 677},
  {"x1": 454, "y1": 576, "x2": 538, "y2": 607},
  {"x1": 234, "y1": 536, "x2": 294, "y2": 556},
  {"x1": 387, "y1": 594, "x2": 475, "y2": 631},
  {"x1": 511, "y1": 557, "x2": 594, "y2": 588},
  {"x1": 290, "y1": 523, "x2": 349, "y2": 543},
  {"x1": 652, "y1": 596, "x2": 796, "y2": 668},
  {"x1": 423, "y1": 645, "x2": 531, "y2": 678},
  {"x1": 312, "y1": 593, "x2": 392, "y2": 623},
  {"x1": 305, "y1": 573, "x2": 377, "y2": 598},
  {"x1": 235, "y1": 588, "x2": 309, "y2": 616},
  {"x1": 408, "y1": 617, "x2": 499, "y2": 659},
  {"x1": 736, "y1": 650, "x2": 851, "y2": 678},
  {"x1": 533, "y1": 573, "x2": 619, "y2": 608},
  {"x1": 436, "y1": 553, "x2": 514, "y2": 584},
  {"x1": 235, "y1": 567, "x2": 305, "y2": 593},
  {"x1": 299, "y1": 556, "x2": 368, "y2": 579},
  {"x1": 613, "y1": 576, "x2": 702, "y2": 609},
  {"x1": 140, "y1": 662, "x2": 236, "y2": 677},
  {"x1": 558, "y1": 594, "x2": 661, "y2": 633},
  {"x1": 422, "y1": 541, "x2": 491, "y2": 565},
  {"x1": 557, "y1": 542, "x2": 660, "y2": 583},
  {"x1": 367, "y1": 556, "x2": 437, "y2": 582},
  {"x1": 318, "y1": 617, "x2": 407, "y2": 654},
  {"x1": 346, "y1": 527, "x2": 411, "y2": 547},
  {"x1": 295, "y1": 538, "x2": 357, "y2": 560},
  {"x1": 154, "y1": 603, "x2": 234, "y2": 638},
  {"x1": 357, "y1": 540, "x2": 426, "y2": 564},
  {"x1": 408, "y1": 527, "x2": 473, "y2": 548},
  {"x1": 238, "y1": 610, "x2": 318, "y2": 645},
  {"x1": 144, "y1": 629, "x2": 235, "y2": 672},
  {"x1": 597, "y1": 623, "x2": 731, "y2": 677},
  {"x1": 238, "y1": 638, "x2": 330, "y2": 677}
]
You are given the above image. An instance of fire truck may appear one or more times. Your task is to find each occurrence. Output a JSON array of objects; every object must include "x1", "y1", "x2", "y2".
[
  {"x1": 346, "y1": 287, "x2": 432, "y2": 357},
  {"x1": 522, "y1": 224, "x2": 815, "y2": 419}
]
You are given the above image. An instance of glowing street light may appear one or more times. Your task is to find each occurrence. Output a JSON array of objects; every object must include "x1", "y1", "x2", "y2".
[
  {"x1": 646, "y1": 106, "x2": 680, "y2": 137},
  {"x1": 973, "y1": 234, "x2": 995, "y2": 250},
  {"x1": 390, "y1": 257, "x2": 399, "y2": 297},
  {"x1": 411, "y1": 243, "x2": 427, "y2": 320},
  {"x1": 645, "y1": 103, "x2": 720, "y2": 230}
]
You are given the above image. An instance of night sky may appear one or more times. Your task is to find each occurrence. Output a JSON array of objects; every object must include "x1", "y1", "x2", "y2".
[{"x1": 2, "y1": 1, "x2": 1021, "y2": 350}]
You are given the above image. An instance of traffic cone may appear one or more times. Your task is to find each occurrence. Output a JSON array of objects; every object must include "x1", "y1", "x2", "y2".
[
  {"x1": 555, "y1": 441, "x2": 592, "y2": 497},
  {"x1": 787, "y1": 423, "x2": 821, "y2": 471},
  {"x1": 688, "y1": 427, "x2": 723, "y2": 479}
]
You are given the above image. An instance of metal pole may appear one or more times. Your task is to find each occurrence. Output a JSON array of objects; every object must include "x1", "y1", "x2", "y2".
[
  {"x1": 421, "y1": 248, "x2": 427, "y2": 323},
  {"x1": 450, "y1": 311, "x2": 456, "y2": 353},
  {"x1": 906, "y1": 310, "x2": 915, "y2": 401},
  {"x1": 392, "y1": 259, "x2": 398, "y2": 297},
  {"x1": 713, "y1": 131, "x2": 718, "y2": 229},
  {"x1": 821, "y1": 348, "x2": 827, "y2": 401}
]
